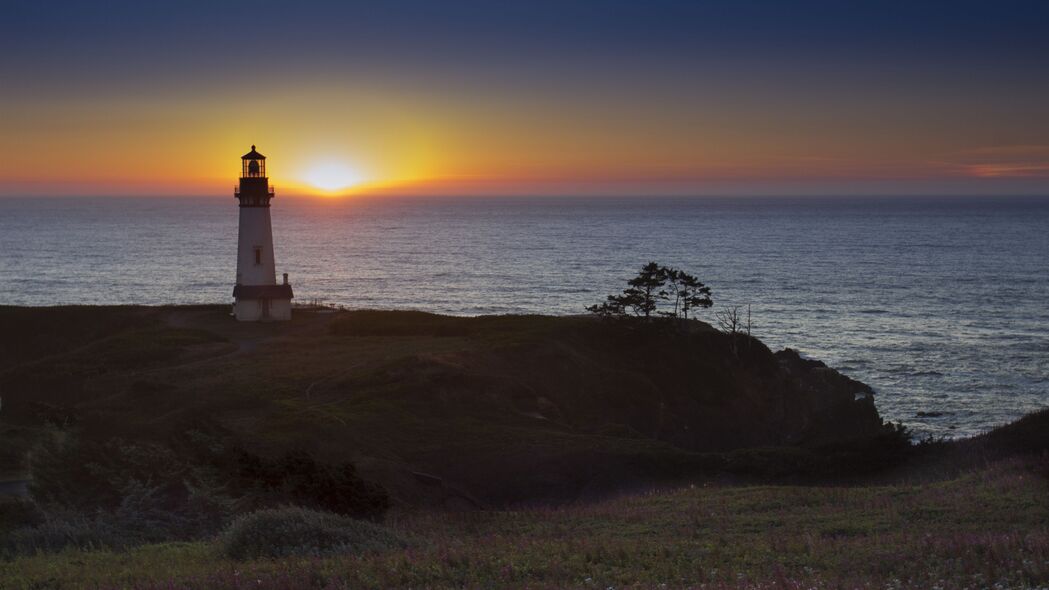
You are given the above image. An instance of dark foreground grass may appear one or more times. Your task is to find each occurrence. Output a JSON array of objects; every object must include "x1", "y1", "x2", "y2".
[{"x1": 4, "y1": 456, "x2": 1047, "y2": 590}]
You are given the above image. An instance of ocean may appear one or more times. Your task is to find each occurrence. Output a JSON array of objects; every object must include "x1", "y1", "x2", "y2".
[{"x1": 1, "y1": 195, "x2": 1047, "y2": 438}]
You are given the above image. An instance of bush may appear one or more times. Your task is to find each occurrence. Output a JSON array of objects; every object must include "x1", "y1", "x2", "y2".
[
  {"x1": 231, "y1": 449, "x2": 389, "y2": 519},
  {"x1": 1, "y1": 487, "x2": 226, "y2": 557},
  {"x1": 28, "y1": 435, "x2": 189, "y2": 512},
  {"x1": 15, "y1": 429, "x2": 389, "y2": 553},
  {"x1": 0, "y1": 497, "x2": 43, "y2": 532},
  {"x1": 27, "y1": 429, "x2": 387, "y2": 536},
  {"x1": 219, "y1": 506, "x2": 406, "y2": 560},
  {"x1": 3, "y1": 514, "x2": 123, "y2": 556}
]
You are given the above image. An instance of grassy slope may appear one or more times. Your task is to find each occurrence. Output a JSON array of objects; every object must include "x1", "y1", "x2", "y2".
[
  {"x1": 0, "y1": 305, "x2": 889, "y2": 505},
  {"x1": 1, "y1": 306, "x2": 1048, "y2": 588},
  {"x1": 2, "y1": 456, "x2": 1046, "y2": 589}
]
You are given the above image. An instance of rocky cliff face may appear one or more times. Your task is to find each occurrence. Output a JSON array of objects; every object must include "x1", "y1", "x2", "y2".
[{"x1": 772, "y1": 347, "x2": 882, "y2": 444}]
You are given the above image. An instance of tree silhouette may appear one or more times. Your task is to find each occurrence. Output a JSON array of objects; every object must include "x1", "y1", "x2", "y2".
[
  {"x1": 715, "y1": 305, "x2": 747, "y2": 358},
  {"x1": 715, "y1": 305, "x2": 744, "y2": 335},
  {"x1": 624, "y1": 261, "x2": 665, "y2": 318},
  {"x1": 587, "y1": 263, "x2": 713, "y2": 320},
  {"x1": 677, "y1": 271, "x2": 713, "y2": 319}
]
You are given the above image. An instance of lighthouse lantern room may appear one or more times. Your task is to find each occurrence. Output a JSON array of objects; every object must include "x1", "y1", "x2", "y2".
[{"x1": 232, "y1": 145, "x2": 293, "y2": 321}]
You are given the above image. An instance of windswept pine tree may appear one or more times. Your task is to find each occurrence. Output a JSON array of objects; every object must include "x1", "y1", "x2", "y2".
[{"x1": 587, "y1": 262, "x2": 713, "y2": 320}]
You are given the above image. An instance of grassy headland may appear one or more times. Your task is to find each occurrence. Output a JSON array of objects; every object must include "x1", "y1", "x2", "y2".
[
  {"x1": 0, "y1": 305, "x2": 901, "y2": 504},
  {"x1": 0, "y1": 305, "x2": 1046, "y2": 588}
]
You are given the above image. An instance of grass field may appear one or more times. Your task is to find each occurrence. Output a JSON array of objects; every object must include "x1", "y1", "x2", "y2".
[{"x1": 3, "y1": 456, "x2": 1047, "y2": 589}]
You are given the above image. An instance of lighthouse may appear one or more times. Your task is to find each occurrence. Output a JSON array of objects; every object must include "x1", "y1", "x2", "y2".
[{"x1": 232, "y1": 145, "x2": 293, "y2": 321}]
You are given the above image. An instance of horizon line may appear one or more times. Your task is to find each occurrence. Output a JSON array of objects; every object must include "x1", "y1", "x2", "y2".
[{"x1": 3, "y1": 193, "x2": 1048, "y2": 200}]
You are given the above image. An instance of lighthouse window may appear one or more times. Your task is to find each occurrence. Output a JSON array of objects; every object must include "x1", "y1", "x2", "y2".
[{"x1": 254, "y1": 247, "x2": 262, "y2": 265}]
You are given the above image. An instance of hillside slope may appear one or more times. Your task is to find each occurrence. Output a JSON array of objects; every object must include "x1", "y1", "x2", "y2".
[{"x1": 0, "y1": 306, "x2": 895, "y2": 506}]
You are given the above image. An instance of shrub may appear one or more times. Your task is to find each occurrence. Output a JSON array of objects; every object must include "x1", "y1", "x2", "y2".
[
  {"x1": 1, "y1": 489, "x2": 226, "y2": 557},
  {"x1": 231, "y1": 449, "x2": 390, "y2": 519},
  {"x1": 2, "y1": 513, "x2": 126, "y2": 556},
  {"x1": 219, "y1": 506, "x2": 406, "y2": 560},
  {"x1": 0, "y1": 497, "x2": 43, "y2": 532},
  {"x1": 28, "y1": 435, "x2": 188, "y2": 512},
  {"x1": 27, "y1": 429, "x2": 387, "y2": 540}
]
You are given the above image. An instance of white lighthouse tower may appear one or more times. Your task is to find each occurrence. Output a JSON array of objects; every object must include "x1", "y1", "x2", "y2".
[{"x1": 232, "y1": 145, "x2": 293, "y2": 321}]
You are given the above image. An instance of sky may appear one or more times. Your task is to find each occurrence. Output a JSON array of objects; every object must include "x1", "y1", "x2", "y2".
[{"x1": 2, "y1": 0, "x2": 1048, "y2": 197}]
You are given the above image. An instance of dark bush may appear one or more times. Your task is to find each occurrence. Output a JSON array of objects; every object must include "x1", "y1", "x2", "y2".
[
  {"x1": 3, "y1": 514, "x2": 121, "y2": 556},
  {"x1": 0, "y1": 497, "x2": 43, "y2": 532},
  {"x1": 219, "y1": 506, "x2": 405, "y2": 560},
  {"x1": 28, "y1": 435, "x2": 188, "y2": 512},
  {"x1": 29, "y1": 429, "x2": 387, "y2": 517},
  {"x1": 21, "y1": 428, "x2": 388, "y2": 552},
  {"x1": 231, "y1": 449, "x2": 389, "y2": 519},
  {"x1": 3, "y1": 481, "x2": 237, "y2": 557}
]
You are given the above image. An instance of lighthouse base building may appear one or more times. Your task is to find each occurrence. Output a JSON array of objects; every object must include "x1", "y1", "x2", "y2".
[
  {"x1": 233, "y1": 282, "x2": 293, "y2": 321},
  {"x1": 233, "y1": 145, "x2": 293, "y2": 321}
]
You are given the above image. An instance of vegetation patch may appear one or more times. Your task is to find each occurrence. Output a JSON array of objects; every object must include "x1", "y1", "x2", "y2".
[
  {"x1": 0, "y1": 497, "x2": 42, "y2": 533},
  {"x1": 3, "y1": 457, "x2": 1048, "y2": 588},
  {"x1": 219, "y1": 506, "x2": 406, "y2": 560},
  {"x1": 0, "y1": 427, "x2": 390, "y2": 557}
]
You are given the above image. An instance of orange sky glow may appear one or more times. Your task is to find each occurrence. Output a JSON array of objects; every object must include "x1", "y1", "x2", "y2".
[
  {"x1": 5, "y1": 86, "x2": 1048, "y2": 198},
  {"x1": 2, "y1": 3, "x2": 1048, "y2": 198}
]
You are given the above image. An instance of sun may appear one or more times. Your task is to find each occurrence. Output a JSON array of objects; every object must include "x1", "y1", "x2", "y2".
[{"x1": 302, "y1": 161, "x2": 364, "y2": 193}]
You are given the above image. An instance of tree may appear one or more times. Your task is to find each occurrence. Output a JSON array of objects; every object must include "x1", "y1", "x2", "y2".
[
  {"x1": 586, "y1": 262, "x2": 663, "y2": 319},
  {"x1": 624, "y1": 262, "x2": 665, "y2": 318},
  {"x1": 676, "y1": 271, "x2": 713, "y2": 319},
  {"x1": 715, "y1": 305, "x2": 751, "y2": 358},
  {"x1": 584, "y1": 297, "x2": 625, "y2": 318},
  {"x1": 587, "y1": 263, "x2": 713, "y2": 321},
  {"x1": 715, "y1": 305, "x2": 744, "y2": 335},
  {"x1": 658, "y1": 268, "x2": 683, "y2": 318}
]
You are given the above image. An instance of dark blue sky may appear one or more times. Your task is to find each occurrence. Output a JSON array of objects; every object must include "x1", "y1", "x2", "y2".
[{"x1": 5, "y1": 1, "x2": 1047, "y2": 93}]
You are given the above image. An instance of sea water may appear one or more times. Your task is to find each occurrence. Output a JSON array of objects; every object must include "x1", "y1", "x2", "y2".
[{"x1": 1, "y1": 195, "x2": 1047, "y2": 438}]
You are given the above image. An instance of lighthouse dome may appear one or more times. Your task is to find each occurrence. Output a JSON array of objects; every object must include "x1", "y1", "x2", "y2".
[
  {"x1": 240, "y1": 145, "x2": 267, "y2": 178},
  {"x1": 241, "y1": 145, "x2": 266, "y2": 160}
]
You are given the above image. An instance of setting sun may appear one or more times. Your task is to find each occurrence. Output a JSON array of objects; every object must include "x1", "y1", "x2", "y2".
[{"x1": 302, "y1": 161, "x2": 365, "y2": 193}]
